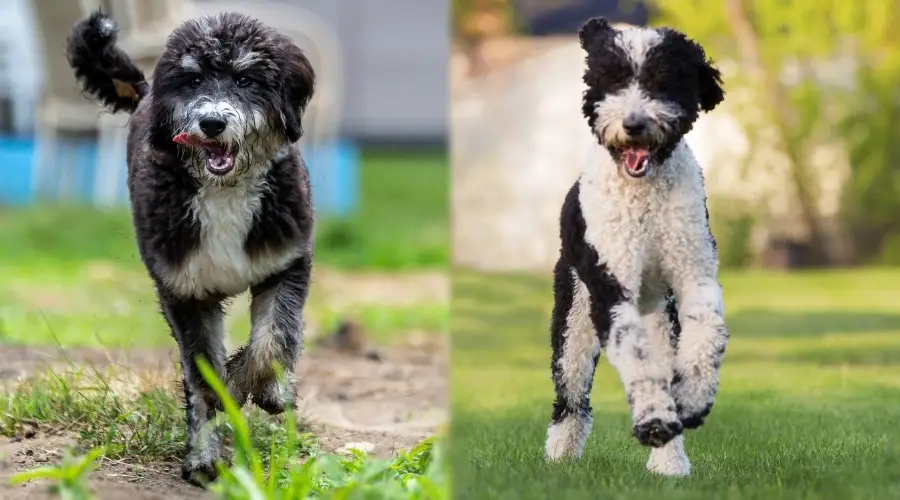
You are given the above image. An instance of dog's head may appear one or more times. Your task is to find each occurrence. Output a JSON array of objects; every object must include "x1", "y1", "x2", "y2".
[
  {"x1": 579, "y1": 18, "x2": 724, "y2": 179},
  {"x1": 150, "y1": 13, "x2": 315, "y2": 181}
]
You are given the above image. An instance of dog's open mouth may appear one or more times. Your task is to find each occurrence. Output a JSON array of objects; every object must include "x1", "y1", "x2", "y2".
[
  {"x1": 620, "y1": 146, "x2": 651, "y2": 178},
  {"x1": 173, "y1": 133, "x2": 236, "y2": 176}
]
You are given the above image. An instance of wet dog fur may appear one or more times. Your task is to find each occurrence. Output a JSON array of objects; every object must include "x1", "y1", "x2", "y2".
[{"x1": 66, "y1": 10, "x2": 315, "y2": 485}]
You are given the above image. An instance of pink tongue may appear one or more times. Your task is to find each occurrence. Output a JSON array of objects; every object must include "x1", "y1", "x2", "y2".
[
  {"x1": 624, "y1": 147, "x2": 650, "y2": 171},
  {"x1": 172, "y1": 132, "x2": 224, "y2": 152},
  {"x1": 173, "y1": 133, "x2": 232, "y2": 171},
  {"x1": 173, "y1": 132, "x2": 202, "y2": 147}
]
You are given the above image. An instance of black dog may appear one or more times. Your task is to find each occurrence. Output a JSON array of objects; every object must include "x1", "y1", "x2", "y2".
[{"x1": 66, "y1": 11, "x2": 316, "y2": 484}]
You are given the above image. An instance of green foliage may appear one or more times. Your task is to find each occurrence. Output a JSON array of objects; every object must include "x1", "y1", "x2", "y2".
[
  {"x1": 708, "y1": 204, "x2": 755, "y2": 269},
  {"x1": 654, "y1": 1, "x2": 900, "y2": 265},
  {"x1": 835, "y1": 49, "x2": 900, "y2": 263},
  {"x1": 451, "y1": 0, "x2": 517, "y2": 40},
  {"x1": 198, "y1": 358, "x2": 448, "y2": 499}
]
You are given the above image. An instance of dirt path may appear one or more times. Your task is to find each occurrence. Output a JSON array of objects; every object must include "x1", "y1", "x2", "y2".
[{"x1": 0, "y1": 334, "x2": 447, "y2": 499}]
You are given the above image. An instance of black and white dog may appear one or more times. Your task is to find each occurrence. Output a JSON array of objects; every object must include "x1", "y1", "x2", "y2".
[
  {"x1": 66, "y1": 11, "x2": 315, "y2": 484},
  {"x1": 546, "y1": 18, "x2": 728, "y2": 476}
]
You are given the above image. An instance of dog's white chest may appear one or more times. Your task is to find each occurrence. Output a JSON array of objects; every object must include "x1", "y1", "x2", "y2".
[
  {"x1": 579, "y1": 147, "x2": 716, "y2": 295},
  {"x1": 165, "y1": 181, "x2": 293, "y2": 299}
]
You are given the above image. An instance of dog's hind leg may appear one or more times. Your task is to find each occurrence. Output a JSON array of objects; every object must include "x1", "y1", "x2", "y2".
[
  {"x1": 159, "y1": 292, "x2": 229, "y2": 485},
  {"x1": 227, "y1": 254, "x2": 311, "y2": 415},
  {"x1": 642, "y1": 293, "x2": 691, "y2": 476},
  {"x1": 546, "y1": 262, "x2": 600, "y2": 460}
]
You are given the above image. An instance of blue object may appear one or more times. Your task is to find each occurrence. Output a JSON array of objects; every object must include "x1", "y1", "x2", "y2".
[
  {"x1": 0, "y1": 136, "x2": 34, "y2": 205},
  {"x1": 0, "y1": 134, "x2": 359, "y2": 216},
  {"x1": 305, "y1": 139, "x2": 359, "y2": 217}
]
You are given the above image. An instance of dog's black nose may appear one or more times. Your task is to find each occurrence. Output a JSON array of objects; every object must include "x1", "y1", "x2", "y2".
[
  {"x1": 199, "y1": 116, "x2": 227, "y2": 137},
  {"x1": 623, "y1": 115, "x2": 647, "y2": 136}
]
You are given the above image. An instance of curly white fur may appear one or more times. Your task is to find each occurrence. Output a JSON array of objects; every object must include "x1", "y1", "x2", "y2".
[{"x1": 550, "y1": 140, "x2": 727, "y2": 476}]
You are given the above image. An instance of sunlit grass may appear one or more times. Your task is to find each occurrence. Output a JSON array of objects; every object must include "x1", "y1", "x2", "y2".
[{"x1": 451, "y1": 268, "x2": 900, "y2": 499}]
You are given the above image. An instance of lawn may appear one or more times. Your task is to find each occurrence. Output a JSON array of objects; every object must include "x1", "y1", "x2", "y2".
[
  {"x1": 314, "y1": 148, "x2": 448, "y2": 270},
  {"x1": 452, "y1": 268, "x2": 900, "y2": 499},
  {"x1": 0, "y1": 148, "x2": 448, "y2": 348}
]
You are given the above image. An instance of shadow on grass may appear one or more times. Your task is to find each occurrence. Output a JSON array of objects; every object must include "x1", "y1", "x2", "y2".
[
  {"x1": 453, "y1": 304, "x2": 900, "y2": 363},
  {"x1": 451, "y1": 270, "x2": 900, "y2": 498},
  {"x1": 450, "y1": 394, "x2": 900, "y2": 500},
  {"x1": 729, "y1": 309, "x2": 900, "y2": 338},
  {"x1": 726, "y1": 344, "x2": 900, "y2": 366}
]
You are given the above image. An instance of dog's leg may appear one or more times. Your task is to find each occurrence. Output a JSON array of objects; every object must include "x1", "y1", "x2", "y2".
[
  {"x1": 670, "y1": 275, "x2": 728, "y2": 430},
  {"x1": 646, "y1": 434, "x2": 691, "y2": 476},
  {"x1": 227, "y1": 255, "x2": 311, "y2": 414},
  {"x1": 603, "y1": 296, "x2": 682, "y2": 448},
  {"x1": 642, "y1": 295, "x2": 691, "y2": 476},
  {"x1": 159, "y1": 292, "x2": 228, "y2": 485},
  {"x1": 546, "y1": 264, "x2": 600, "y2": 460}
]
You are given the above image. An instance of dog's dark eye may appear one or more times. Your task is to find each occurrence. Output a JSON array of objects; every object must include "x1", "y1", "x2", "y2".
[
  {"x1": 236, "y1": 76, "x2": 251, "y2": 87},
  {"x1": 190, "y1": 76, "x2": 202, "y2": 87}
]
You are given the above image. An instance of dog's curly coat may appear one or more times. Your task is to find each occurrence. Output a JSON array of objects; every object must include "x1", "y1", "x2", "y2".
[
  {"x1": 545, "y1": 18, "x2": 728, "y2": 477},
  {"x1": 66, "y1": 10, "x2": 316, "y2": 484}
]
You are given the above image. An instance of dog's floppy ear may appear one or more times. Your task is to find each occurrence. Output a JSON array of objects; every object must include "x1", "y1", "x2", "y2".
[
  {"x1": 696, "y1": 55, "x2": 725, "y2": 112},
  {"x1": 684, "y1": 37, "x2": 724, "y2": 112},
  {"x1": 278, "y1": 37, "x2": 316, "y2": 143},
  {"x1": 578, "y1": 17, "x2": 616, "y2": 50},
  {"x1": 659, "y1": 28, "x2": 725, "y2": 113}
]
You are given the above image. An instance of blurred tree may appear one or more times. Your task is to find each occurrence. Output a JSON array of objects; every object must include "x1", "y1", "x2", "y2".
[
  {"x1": 451, "y1": 0, "x2": 517, "y2": 76},
  {"x1": 654, "y1": 0, "x2": 900, "y2": 265}
]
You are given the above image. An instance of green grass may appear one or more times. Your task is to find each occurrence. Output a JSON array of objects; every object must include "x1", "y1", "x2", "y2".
[
  {"x1": 0, "y1": 149, "x2": 448, "y2": 348},
  {"x1": 2, "y1": 363, "x2": 447, "y2": 499},
  {"x1": 451, "y1": 268, "x2": 900, "y2": 499},
  {"x1": 0, "y1": 147, "x2": 447, "y2": 272},
  {"x1": 0, "y1": 364, "x2": 303, "y2": 465},
  {"x1": 0, "y1": 262, "x2": 447, "y2": 348},
  {"x1": 0, "y1": 262, "x2": 448, "y2": 347},
  {"x1": 315, "y1": 148, "x2": 448, "y2": 270}
]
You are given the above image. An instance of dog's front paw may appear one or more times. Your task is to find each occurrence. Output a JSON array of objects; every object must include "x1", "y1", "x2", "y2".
[
  {"x1": 181, "y1": 436, "x2": 229, "y2": 487},
  {"x1": 252, "y1": 378, "x2": 295, "y2": 415},
  {"x1": 181, "y1": 458, "x2": 218, "y2": 487},
  {"x1": 226, "y1": 347, "x2": 297, "y2": 414},
  {"x1": 632, "y1": 417, "x2": 682, "y2": 448},
  {"x1": 671, "y1": 371, "x2": 716, "y2": 429},
  {"x1": 224, "y1": 348, "x2": 252, "y2": 407}
]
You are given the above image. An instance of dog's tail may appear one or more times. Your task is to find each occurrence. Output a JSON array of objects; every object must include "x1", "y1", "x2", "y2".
[{"x1": 66, "y1": 10, "x2": 149, "y2": 114}]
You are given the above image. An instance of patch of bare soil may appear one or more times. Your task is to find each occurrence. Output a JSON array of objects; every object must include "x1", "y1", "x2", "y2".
[
  {"x1": 0, "y1": 333, "x2": 447, "y2": 499},
  {"x1": 311, "y1": 269, "x2": 449, "y2": 308}
]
